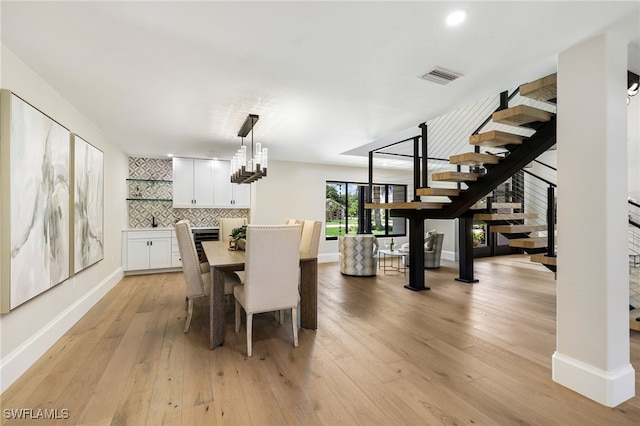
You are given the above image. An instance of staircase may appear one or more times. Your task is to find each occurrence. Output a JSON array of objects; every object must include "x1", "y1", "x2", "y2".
[
  {"x1": 366, "y1": 72, "x2": 557, "y2": 220},
  {"x1": 470, "y1": 198, "x2": 557, "y2": 272}
]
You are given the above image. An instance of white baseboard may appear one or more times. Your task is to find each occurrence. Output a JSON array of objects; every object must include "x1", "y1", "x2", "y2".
[
  {"x1": 0, "y1": 267, "x2": 124, "y2": 393},
  {"x1": 319, "y1": 253, "x2": 339, "y2": 263},
  {"x1": 441, "y1": 250, "x2": 456, "y2": 261},
  {"x1": 552, "y1": 351, "x2": 635, "y2": 407},
  {"x1": 320, "y1": 251, "x2": 456, "y2": 264}
]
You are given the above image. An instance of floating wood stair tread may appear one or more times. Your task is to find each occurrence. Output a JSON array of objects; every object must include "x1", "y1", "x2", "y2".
[
  {"x1": 491, "y1": 224, "x2": 548, "y2": 233},
  {"x1": 473, "y1": 212, "x2": 538, "y2": 221},
  {"x1": 431, "y1": 171, "x2": 479, "y2": 182},
  {"x1": 469, "y1": 130, "x2": 524, "y2": 148},
  {"x1": 493, "y1": 105, "x2": 552, "y2": 126},
  {"x1": 449, "y1": 152, "x2": 500, "y2": 166},
  {"x1": 520, "y1": 73, "x2": 557, "y2": 101},
  {"x1": 508, "y1": 237, "x2": 547, "y2": 249},
  {"x1": 470, "y1": 202, "x2": 523, "y2": 210},
  {"x1": 630, "y1": 309, "x2": 640, "y2": 332},
  {"x1": 416, "y1": 187, "x2": 461, "y2": 197},
  {"x1": 365, "y1": 201, "x2": 443, "y2": 210},
  {"x1": 530, "y1": 254, "x2": 557, "y2": 266}
]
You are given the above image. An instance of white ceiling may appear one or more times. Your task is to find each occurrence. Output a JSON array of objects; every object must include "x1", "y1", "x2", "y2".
[{"x1": 2, "y1": 1, "x2": 639, "y2": 167}]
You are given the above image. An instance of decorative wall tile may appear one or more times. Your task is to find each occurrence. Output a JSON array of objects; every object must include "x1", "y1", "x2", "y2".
[
  {"x1": 128, "y1": 157, "x2": 172, "y2": 180},
  {"x1": 127, "y1": 157, "x2": 249, "y2": 228},
  {"x1": 128, "y1": 180, "x2": 172, "y2": 200}
]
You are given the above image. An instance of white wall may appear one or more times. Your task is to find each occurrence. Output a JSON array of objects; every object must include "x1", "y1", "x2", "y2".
[
  {"x1": 251, "y1": 159, "x2": 458, "y2": 262},
  {"x1": 0, "y1": 46, "x2": 129, "y2": 392},
  {"x1": 251, "y1": 159, "x2": 370, "y2": 262}
]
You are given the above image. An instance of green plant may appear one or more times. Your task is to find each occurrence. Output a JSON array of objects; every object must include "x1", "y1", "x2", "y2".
[{"x1": 230, "y1": 225, "x2": 247, "y2": 241}]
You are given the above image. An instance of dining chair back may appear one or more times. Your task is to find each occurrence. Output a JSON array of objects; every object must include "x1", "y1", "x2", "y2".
[
  {"x1": 219, "y1": 217, "x2": 247, "y2": 242},
  {"x1": 234, "y1": 224, "x2": 302, "y2": 356},
  {"x1": 299, "y1": 220, "x2": 322, "y2": 257},
  {"x1": 175, "y1": 220, "x2": 241, "y2": 333},
  {"x1": 175, "y1": 220, "x2": 208, "y2": 332}
]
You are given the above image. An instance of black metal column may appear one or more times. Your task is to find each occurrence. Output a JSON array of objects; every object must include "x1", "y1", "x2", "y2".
[
  {"x1": 366, "y1": 151, "x2": 373, "y2": 234},
  {"x1": 405, "y1": 217, "x2": 429, "y2": 291},
  {"x1": 420, "y1": 123, "x2": 428, "y2": 189},
  {"x1": 456, "y1": 215, "x2": 479, "y2": 283},
  {"x1": 413, "y1": 136, "x2": 420, "y2": 202},
  {"x1": 547, "y1": 186, "x2": 556, "y2": 257}
]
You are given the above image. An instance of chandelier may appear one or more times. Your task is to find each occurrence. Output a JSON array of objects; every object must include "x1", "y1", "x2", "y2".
[{"x1": 231, "y1": 114, "x2": 268, "y2": 184}]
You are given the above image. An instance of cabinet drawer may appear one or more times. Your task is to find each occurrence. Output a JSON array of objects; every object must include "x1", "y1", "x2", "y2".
[{"x1": 128, "y1": 230, "x2": 171, "y2": 240}]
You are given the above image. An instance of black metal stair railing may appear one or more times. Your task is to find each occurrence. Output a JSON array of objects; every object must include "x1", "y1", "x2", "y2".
[
  {"x1": 365, "y1": 81, "x2": 558, "y2": 287},
  {"x1": 471, "y1": 165, "x2": 557, "y2": 263},
  {"x1": 629, "y1": 200, "x2": 640, "y2": 309}
]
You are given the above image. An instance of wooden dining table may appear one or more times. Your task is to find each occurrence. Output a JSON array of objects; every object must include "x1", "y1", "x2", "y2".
[{"x1": 201, "y1": 240, "x2": 318, "y2": 349}]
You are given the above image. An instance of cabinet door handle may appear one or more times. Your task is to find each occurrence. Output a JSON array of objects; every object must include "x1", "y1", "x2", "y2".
[{"x1": 150, "y1": 241, "x2": 153, "y2": 246}]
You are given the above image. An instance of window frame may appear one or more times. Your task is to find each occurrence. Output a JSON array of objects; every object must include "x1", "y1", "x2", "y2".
[{"x1": 325, "y1": 180, "x2": 407, "y2": 240}]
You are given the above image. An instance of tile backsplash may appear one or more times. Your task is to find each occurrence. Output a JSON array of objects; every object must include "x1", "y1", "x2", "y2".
[{"x1": 127, "y1": 157, "x2": 249, "y2": 228}]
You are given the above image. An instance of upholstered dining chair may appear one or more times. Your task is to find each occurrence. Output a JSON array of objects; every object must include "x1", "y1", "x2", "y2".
[
  {"x1": 233, "y1": 224, "x2": 302, "y2": 356},
  {"x1": 299, "y1": 220, "x2": 322, "y2": 257},
  {"x1": 175, "y1": 220, "x2": 241, "y2": 333},
  {"x1": 219, "y1": 217, "x2": 248, "y2": 242}
]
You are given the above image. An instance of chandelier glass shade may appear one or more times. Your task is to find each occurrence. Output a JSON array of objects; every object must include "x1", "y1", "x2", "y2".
[{"x1": 231, "y1": 114, "x2": 268, "y2": 184}]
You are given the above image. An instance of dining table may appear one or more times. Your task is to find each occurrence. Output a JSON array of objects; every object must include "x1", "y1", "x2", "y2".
[{"x1": 201, "y1": 240, "x2": 318, "y2": 349}]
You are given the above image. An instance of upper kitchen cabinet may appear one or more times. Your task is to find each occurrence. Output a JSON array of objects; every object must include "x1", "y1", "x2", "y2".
[
  {"x1": 173, "y1": 157, "x2": 215, "y2": 208},
  {"x1": 213, "y1": 160, "x2": 251, "y2": 208}
]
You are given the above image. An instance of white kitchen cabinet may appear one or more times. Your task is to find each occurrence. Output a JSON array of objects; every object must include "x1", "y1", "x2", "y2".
[
  {"x1": 171, "y1": 230, "x2": 182, "y2": 268},
  {"x1": 213, "y1": 159, "x2": 251, "y2": 208},
  {"x1": 123, "y1": 230, "x2": 172, "y2": 271},
  {"x1": 173, "y1": 157, "x2": 215, "y2": 208}
]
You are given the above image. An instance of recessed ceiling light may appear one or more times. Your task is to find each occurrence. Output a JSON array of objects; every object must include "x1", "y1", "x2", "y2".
[{"x1": 446, "y1": 10, "x2": 466, "y2": 26}]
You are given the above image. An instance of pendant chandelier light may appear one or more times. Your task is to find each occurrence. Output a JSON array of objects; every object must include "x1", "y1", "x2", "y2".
[{"x1": 231, "y1": 114, "x2": 268, "y2": 184}]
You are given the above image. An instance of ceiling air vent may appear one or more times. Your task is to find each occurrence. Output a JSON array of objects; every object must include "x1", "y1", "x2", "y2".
[{"x1": 420, "y1": 67, "x2": 463, "y2": 85}]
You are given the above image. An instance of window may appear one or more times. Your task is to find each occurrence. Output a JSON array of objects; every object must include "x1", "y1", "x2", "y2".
[{"x1": 325, "y1": 181, "x2": 407, "y2": 240}]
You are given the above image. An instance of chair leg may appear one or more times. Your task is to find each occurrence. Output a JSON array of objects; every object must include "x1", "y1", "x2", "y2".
[
  {"x1": 246, "y1": 313, "x2": 253, "y2": 357},
  {"x1": 291, "y1": 307, "x2": 299, "y2": 347},
  {"x1": 235, "y1": 300, "x2": 241, "y2": 333},
  {"x1": 184, "y1": 298, "x2": 193, "y2": 333}
]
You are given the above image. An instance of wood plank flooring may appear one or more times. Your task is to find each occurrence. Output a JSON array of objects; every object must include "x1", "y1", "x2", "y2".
[{"x1": 2, "y1": 255, "x2": 640, "y2": 425}]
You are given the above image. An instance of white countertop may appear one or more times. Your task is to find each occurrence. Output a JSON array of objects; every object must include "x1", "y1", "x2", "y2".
[{"x1": 122, "y1": 226, "x2": 218, "y2": 231}]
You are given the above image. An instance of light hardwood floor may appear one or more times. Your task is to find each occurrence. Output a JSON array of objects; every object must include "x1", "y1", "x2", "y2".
[{"x1": 2, "y1": 255, "x2": 639, "y2": 425}]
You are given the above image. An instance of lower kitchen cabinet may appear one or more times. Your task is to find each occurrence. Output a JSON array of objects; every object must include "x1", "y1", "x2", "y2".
[{"x1": 122, "y1": 229, "x2": 174, "y2": 272}]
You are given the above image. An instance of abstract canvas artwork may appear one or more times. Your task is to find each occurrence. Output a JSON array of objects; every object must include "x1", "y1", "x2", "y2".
[
  {"x1": 73, "y1": 135, "x2": 104, "y2": 274},
  {"x1": 9, "y1": 93, "x2": 71, "y2": 310}
]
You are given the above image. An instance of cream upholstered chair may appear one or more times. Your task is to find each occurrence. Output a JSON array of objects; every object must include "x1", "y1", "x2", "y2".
[
  {"x1": 219, "y1": 217, "x2": 248, "y2": 242},
  {"x1": 175, "y1": 220, "x2": 241, "y2": 333},
  {"x1": 399, "y1": 231, "x2": 445, "y2": 269},
  {"x1": 234, "y1": 224, "x2": 302, "y2": 356},
  {"x1": 299, "y1": 220, "x2": 322, "y2": 257},
  {"x1": 338, "y1": 234, "x2": 378, "y2": 276}
]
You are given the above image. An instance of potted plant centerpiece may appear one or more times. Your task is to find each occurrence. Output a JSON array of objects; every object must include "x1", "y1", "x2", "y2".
[{"x1": 229, "y1": 225, "x2": 247, "y2": 250}]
